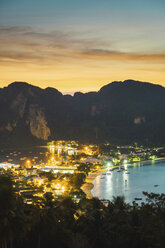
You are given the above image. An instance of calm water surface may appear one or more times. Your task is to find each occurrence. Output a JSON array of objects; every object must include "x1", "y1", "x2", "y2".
[
  {"x1": 0, "y1": 147, "x2": 48, "y2": 165},
  {"x1": 91, "y1": 160, "x2": 165, "y2": 203}
]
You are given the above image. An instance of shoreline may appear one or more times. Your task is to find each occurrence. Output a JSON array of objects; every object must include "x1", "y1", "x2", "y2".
[
  {"x1": 82, "y1": 157, "x2": 165, "y2": 199},
  {"x1": 81, "y1": 168, "x2": 106, "y2": 198}
]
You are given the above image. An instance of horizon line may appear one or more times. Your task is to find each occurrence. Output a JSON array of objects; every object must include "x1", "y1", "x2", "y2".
[{"x1": 1, "y1": 79, "x2": 164, "y2": 96}]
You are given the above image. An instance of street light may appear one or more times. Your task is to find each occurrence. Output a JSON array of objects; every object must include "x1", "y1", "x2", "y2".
[{"x1": 26, "y1": 160, "x2": 31, "y2": 168}]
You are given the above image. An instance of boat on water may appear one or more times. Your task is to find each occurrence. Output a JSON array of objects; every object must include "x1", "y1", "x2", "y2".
[
  {"x1": 134, "y1": 197, "x2": 142, "y2": 201},
  {"x1": 20, "y1": 157, "x2": 26, "y2": 160},
  {"x1": 154, "y1": 185, "x2": 159, "y2": 187},
  {"x1": 125, "y1": 172, "x2": 130, "y2": 174},
  {"x1": 107, "y1": 172, "x2": 111, "y2": 175},
  {"x1": 117, "y1": 170, "x2": 122, "y2": 172}
]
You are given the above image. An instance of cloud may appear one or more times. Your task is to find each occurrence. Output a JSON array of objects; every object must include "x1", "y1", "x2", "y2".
[
  {"x1": 0, "y1": 26, "x2": 165, "y2": 66},
  {"x1": 0, "y1": 26, "x2": 105, "y2": 65},
  {"x1": 0, "y1": 26, "x2": 103, "y2": 49},
  {"x1": 81, "y1": 48, "x2": 165, "y2": 61}
]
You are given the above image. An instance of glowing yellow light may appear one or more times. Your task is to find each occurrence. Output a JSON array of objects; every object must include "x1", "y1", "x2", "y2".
[
  {"x1": 38, "y1": 180, "x2": 42, "y2": 186},
  {"x1": 26, "y1": 159, "x2": 31, "y2": 168},
  {"x1": 51, "y1": 156, "x2": 55, "y2": 161},
  {"x1": 56, "y1": 183, "x2": 60, "y2": 189}
]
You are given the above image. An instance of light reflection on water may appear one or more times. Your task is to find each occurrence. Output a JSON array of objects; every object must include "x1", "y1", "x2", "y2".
[{"x1": 91, "y1": 160, "x2": 165, "y2": 203}]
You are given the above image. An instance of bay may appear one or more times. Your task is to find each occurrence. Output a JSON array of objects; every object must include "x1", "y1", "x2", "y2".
[{"x1": 91, "y1": 159, "x2": 165, "y2": 203}]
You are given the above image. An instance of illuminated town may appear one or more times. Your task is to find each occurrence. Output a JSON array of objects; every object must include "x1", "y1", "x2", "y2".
[{"x1": 0, "y1": 141, "x2": 163, "y2": 205}]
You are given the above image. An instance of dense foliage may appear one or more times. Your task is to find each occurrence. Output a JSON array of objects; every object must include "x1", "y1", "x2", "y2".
[{"x1": 0, "y1": 174, "x2": 165, "y2": 248}]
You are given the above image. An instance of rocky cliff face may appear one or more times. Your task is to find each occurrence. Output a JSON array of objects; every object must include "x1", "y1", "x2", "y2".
[
  {"x1": 0, "y1": 80, "x2": 164, "y2": 147},
  {"x1": 27, "y1": 104, "x2": 50, "y2": 140},
  {"x1": 0, "y1": 82, "x2": 52, "y2": 145}
]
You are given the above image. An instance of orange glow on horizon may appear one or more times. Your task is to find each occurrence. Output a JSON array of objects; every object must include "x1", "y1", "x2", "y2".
[{"x1": 0, "y1": 67, "x2": 165, "y2": 94}]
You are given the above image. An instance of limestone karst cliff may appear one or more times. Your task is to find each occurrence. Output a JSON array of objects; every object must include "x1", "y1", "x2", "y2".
[{"x1": 0, "y1": 80, "x2": 164, "y2": 146}]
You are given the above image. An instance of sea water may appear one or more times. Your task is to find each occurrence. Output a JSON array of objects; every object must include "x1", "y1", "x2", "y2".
[{"x1": 91, "y1": 160, "x2": 165, "y2": 204}]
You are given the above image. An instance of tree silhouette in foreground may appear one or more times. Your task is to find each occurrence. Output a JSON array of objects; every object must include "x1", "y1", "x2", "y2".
[{"x1": 0, "y1": 174, "x2": 165, "y2": 248}]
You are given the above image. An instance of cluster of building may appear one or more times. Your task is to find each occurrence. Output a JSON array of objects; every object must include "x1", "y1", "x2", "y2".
[{"x1": 0, "y1": 140, "x2": 161, "y2": 204}]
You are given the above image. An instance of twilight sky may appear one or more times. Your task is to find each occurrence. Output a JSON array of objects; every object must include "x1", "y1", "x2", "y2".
[{"x1": 0, "y1": 0, "x2": 165, "y2": 93}]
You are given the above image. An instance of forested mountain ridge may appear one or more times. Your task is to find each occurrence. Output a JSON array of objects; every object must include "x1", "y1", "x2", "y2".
[{"x1": 0, "y1": 80, "x2": 164, "y2": 146}]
